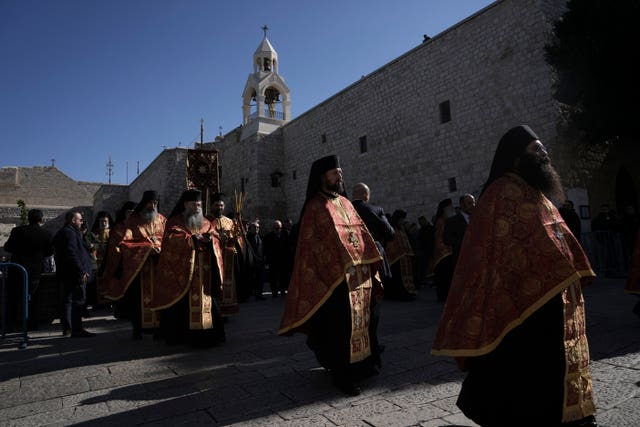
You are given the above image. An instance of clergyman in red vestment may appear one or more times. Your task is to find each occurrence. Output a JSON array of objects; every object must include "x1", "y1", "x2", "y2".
[
  {"x1": 206, "y1": 193, "x2": 242, "y2": 317},
  {"x1": 432, "y1": 125, "x2": 598, "y2": 427},
  {"x1": 279, "y1": 155, "x2": 383, "y2": 396},
  {"x1": 150, "y1": 189, "x2": 225, "y2": 347},
  {"x1": 104, "y1": 191, "x2": 166, "y2": 340}
]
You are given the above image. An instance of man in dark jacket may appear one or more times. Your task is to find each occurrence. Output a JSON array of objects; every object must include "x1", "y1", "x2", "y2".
[
  {"x1": 351, "y1": 182, "x2": 396, "y2": 289},
  {"x1": 4, "y1": 209, "x2": 54, "y2": 330},
  {"x1": 559, "y1": 200, "x2": 582, "y2": 242},
  {"x1": 264, "y1": 220, "x2": 290, "y2": 297},
  {"x1": 53, "y1": 211, "x2": 95, "y2": 337},
  {"x1": 443, "y1": 194, "x2": 476, "y2": 270}
]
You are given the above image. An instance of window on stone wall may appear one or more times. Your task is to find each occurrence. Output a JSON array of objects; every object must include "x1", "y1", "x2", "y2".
[
  {"x1": 448, "y1": 177, "x2": 457, "y2": 193},
  {"x1": 359, "y1": 135, "x2": 368, "y2": 154},
  {"x1": 439, "y1": 100, "x2": 451, "y2": 123},
  {"x1": 292, "y1": 170, "x2": 297, "y2": 180},
  {"x1": 271, "y1": 172, "x2": 283, "y2": 188},
  {"x1": 321, "y1": 134, "x2": 327, "y2": 144}
]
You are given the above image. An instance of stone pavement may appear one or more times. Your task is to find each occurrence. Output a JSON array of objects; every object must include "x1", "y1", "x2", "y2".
[{"x1": 1, "y1": 277, "x2": 638, "y2": 427}]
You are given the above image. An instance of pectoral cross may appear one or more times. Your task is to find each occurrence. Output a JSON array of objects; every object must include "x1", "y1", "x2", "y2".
[{"x1": 348, "y1": 231, "x2": 359, "y2": 249}]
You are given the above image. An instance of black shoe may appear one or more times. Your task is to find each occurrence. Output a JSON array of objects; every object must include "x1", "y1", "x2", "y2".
[
  {"x1": 564, "y1": 415, "x2": 597, "y2": 427},
  {"x1": 632, "y1": 302, "x2": 640, "y2": 318},
  {"x1": 353, "y1": 365, "x2": 379, "y2": 381},
  {"x1": 62, "y1": 329, "x2": 71, "y2": 337},
  {"x1": 332, "y1": 377, "x2": 361, "y2": 396},
  {"x1": 71, "y1": 329, "x2": 96, "y2": 338},
  {"x1": 132, "y1": 331, "x2": 143, "y2": 340}
]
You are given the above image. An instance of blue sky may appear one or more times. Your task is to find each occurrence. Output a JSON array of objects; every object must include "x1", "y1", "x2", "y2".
[{"x1": 0, "y1": 0, "x2": 494, "y2": 184}]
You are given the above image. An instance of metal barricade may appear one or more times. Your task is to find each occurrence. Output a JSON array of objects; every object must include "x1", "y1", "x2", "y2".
[
  {"x1": 0, "y1": 262, "x2": 29, "y2": 349},
  {"x1": 580, "y1": 231, "x2": 628, "y2": 278}
]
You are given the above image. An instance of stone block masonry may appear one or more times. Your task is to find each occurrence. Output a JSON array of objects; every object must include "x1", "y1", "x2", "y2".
[{"x1": 214, "y1": 0, "x2": 570, "y2": 225}]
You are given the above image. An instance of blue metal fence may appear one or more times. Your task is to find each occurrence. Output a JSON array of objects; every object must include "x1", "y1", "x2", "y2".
[
  {"x1": 0, "y1": 262, "x2": 30, "y2": 349},
  {"x1": 580, "y1": 231, "x2": 628, "y2": 278}
]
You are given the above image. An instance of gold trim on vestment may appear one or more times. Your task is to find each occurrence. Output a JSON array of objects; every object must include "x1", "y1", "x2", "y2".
[
  {"x1": 278, "y1": 257, "x2": 381, "y2": 335},
  {"x1": 431, "y1": 269, "x2": 595, "y2": 357}
]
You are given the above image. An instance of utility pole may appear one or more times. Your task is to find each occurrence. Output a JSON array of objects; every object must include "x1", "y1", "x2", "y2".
[
  {"x1": 106, "y1": 156, "x2": 114, "y2": 184},
  {"x1": 200, "y1": 117, "x2": 204, "y2": 148}
]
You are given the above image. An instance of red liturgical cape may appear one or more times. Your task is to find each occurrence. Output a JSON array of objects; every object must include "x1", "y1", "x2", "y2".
[
  {"x1": 432, "y1": 173, "x2": 595, "y2": 357},
  {"x1": 432, "y1": 174, "x2": 597, "y2": 421},
  {"x1": 102, "y1": 213, "x2": 166, "y2": 301},
  {"x1": 149, "y1": 215, "x2": 216, "y2": 312},
  {"x1": 279, "y1": 193, "x2": 382, "y2": 336}
]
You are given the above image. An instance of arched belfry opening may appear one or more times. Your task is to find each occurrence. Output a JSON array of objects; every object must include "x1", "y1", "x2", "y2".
[{"x1": 241, "y1": 26, "x2": 291, "y2": 139}]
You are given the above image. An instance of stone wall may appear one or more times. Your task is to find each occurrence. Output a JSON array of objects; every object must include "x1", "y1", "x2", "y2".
[
  {"x1": 213, "y1": 0, "x2": 571, "y2": 224},
  {"x1": 128, "y1": 148, "x2": 188, "y2": 217},
  {"x1": 93, "y1": 184, "x2": 130, "y2": 220}
]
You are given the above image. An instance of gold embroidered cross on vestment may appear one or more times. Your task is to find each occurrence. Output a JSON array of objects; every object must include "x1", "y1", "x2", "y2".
[{"x1": 335, "y1": 198, "x2": 360, "y2": 249}]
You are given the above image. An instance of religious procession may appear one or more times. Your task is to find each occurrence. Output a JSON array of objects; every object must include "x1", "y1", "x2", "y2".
[
  {"x1": 2, "y1": 0, "x2": 640, "y2": 424},
  {"x1": 4, "y1": 125, "x2": 639, "y2": 427}
]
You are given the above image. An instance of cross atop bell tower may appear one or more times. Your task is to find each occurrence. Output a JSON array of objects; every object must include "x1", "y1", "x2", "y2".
[{"x1": 241, "y1": 26, "x2": 291, "y2": 140}]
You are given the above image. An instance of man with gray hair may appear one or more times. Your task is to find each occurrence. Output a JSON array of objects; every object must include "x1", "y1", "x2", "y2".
[
  {"x1": 351, "y1": 182, "x2": 395, "y2": 283},
  {"x1": 54, "y1": 211, "x2": 95, "y2": 337}
]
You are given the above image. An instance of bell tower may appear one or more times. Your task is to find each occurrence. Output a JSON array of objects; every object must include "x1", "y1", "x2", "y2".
[{"x1": 241, "y1": 25, "x2": 291, "y2": 140}]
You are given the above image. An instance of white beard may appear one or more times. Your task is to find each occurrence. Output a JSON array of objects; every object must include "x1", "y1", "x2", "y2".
[
  {"x1": 185, "y1": 211, "x2": 204, "y2": 233},
  {"x1": 142, "y1": 208, "x2": 158, "y2": 224}
]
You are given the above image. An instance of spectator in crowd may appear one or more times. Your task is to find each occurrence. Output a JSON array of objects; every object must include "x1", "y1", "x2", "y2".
[
  {"x1": 591, "y1": 203, "x2": 619, "y2": 232},
  {"x1": 625, "y1": 228, "x2": 640, "y2": 317},
  {"x1": 559, "y1": 200, "x2": 582, "y2": 241},
  {"x1": 53, "y1": 211, "x2": 95, "y2": 337},
  {"x1": 4, "y1": 209, "x2": 54, "y2": 330},
  {"x1": 416, "y1": 215, "x2": 435, "y2": 287},
  {"x1": 264, "y1": 220, "x2": 289, "y2": 297},
  {"x1": 351, "y1": 182, "x2": 395, "y2": 285},
  {"x1": 620, "y1": 205, "x2": 640, "y2": 264},
  {"x1": 443, "y1": 194, "x2": 476, "y2": 272},
  {"x1": 432, "y1": 198, "x2": 454, "y2": 302},
  {"x1": 245, "y1": 221, "x2": 266, "y2": 300}
]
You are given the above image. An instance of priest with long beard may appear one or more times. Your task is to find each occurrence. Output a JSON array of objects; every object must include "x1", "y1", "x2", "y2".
[
  {"x1": 150, "y1": 189, "x2": 225, "y2": 347},
  {"x1": 432, "y1": 125, "x2": 598, "y2": 427},
  {"x1": 103, "y1": 191, "x2": 166, "y2": 340}
]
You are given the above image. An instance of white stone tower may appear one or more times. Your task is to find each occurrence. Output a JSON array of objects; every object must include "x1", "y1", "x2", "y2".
[{"x1": 241, "y1": 26, "x2": 291, "y2": 140}]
